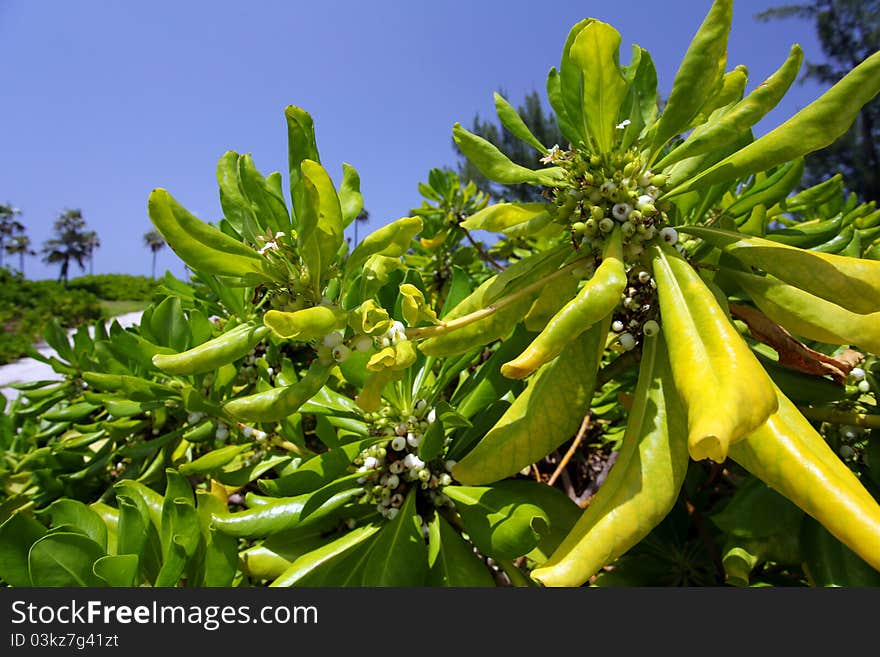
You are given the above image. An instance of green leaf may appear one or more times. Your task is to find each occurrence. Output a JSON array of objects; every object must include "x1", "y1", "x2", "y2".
[
  {"x1": 148, "y1": 188, "x2": 273, "y2": 281},
  {"x1": 362, "y1": 489, "x2": 429, "y2": 586},
  {"x1": 680, "y1": 225, "x2": 880, "y2": 314},
  {"x1": 238, "y1": 153, "x2": 291, "y2": 234},
  {"x1": 445, "y1": 483, "x2": 550, "y2": 560},
  {"x1": 666, "y1": 49, "x2": 880, "y2": 195},
  {"x1": 617, "y1": 45, "x2": 658, "y2": 151},
  {"x1": 346, "y1": 216, "x2": 423, "y2": 276},
  {"x1": 155, "y1": 470, "x2": 202, "y2": 587},
  {"x1": 298, "y1": 159, "x2": 344, "y2": 284},
  {"x1": 178, "y1": 445, "x2": 251, "y2": 476},
  {"x1": 453, "y1": 123, "x2": 565, "y2": 187},
  {"x1": 217, "y1": 151, "x2": 260, "y2": 242},
  {"x1": 546, "y1": 67, "x2": 580, "y2": 146},
  {"x1": 460, "y1": 203, "x2": 552, "y2": 237},
  {"x1": 427, "y1": 514, "x2": 495, "y2": 587},
  {"x1": 285, "y1": 105, "x2": 321, "y2": 225},
  {"x1": 42, "y1": 500, "x2": 108, "y2": 553},
  {"x1": 452, "y1": 318, "x2": 607, "y2": 484},
  {"x1": 195, "y1": 491, "x2": 238, "y2": 587},
  {"x1": 493, "y1": 92, "x2": 547, "y2": 153},
  {"x1": 557, "y1": 19, "x2": 593, "y2": 144},
  {"x1": 269, "y1": 524, "x2": 380, "y2": 587},
  {"x1": 93, "y1": 554, "x2": 140, "y2": 587},
  {"x1": 568, "y1": 20, "x2": 629, "y2": 153},
  {"x1": 801, "y1": 516, "x2": 880, "y2": 587},
  {"x1": 28, "y1": 532, "x2": 105, "y2": 587},
  {"x1": 339, "y1": 163, "x2": 364, "y2": 227},
  {"x1": 0, "y1": 512, "x2": 47, "y2": 586},
  {"x1": 647, "y1": 0, "x2": 733, "y2": 156},
  {"x1": 258, "y1": 442, "x2": 368, "y2": 496},
  {"x1": 150, "y1": 296, "x2": 190, "y2": 352},
  {"x1": 657, "y1": 44, "x2": 803, "y2": 169}
]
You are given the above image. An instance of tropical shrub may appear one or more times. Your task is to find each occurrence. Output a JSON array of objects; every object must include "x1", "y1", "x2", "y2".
[{"x1": 2, "y1": 0, "x2": 880, "y2": 588}]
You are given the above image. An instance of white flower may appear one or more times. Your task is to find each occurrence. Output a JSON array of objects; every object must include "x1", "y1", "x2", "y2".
[
  {"x1": 616, "y1": 119, "x2": 631, "y2": 129},
  {"x1": 851, "y1": 367, "x2": 866, "y2": 380},
  {"x1": 611, "y1": 320, "x2": 625, "y2": 332},
  {"x1": 619, "y1": 333, "x2": 636, "y2": 351},
  {"x1": 322, "y1": 332, "x2": 343, "y2": 348},
  {"x1": 391, "y1": 436, "x2": 406, "y2": 451},
  {"x1": 539, "y1": 144, "x2": 562, "y2": 164}
]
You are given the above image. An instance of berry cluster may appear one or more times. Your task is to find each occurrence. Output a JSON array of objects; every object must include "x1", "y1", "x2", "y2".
[
  {"x1": 354, "y1": 401, "x2": 453, "y2": 520},
  {"x1": 543, "y1": 147, "x2": 670, "y2": 260},
  {"x1": 609, "y1": 266, "x2": 661, "y2": 351}
]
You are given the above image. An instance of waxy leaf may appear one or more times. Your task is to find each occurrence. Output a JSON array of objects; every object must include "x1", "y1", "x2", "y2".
[
  {"x1": 269, "y1": 524, "x2": 380, "y2": 587},
  {"x1": 453, "y1": 318, "x2": 607, "y2": 484},
  {"x1": 651, "y1": 243, "x2": 776, "y2": 463},
  {"x1": 361, "y1": 489, "x2": 428, "y2": 586},
  {"x1": 657, "y1": 44, "x2": 803, "y2": 169},
  {"x1": 217, "y1": 151, "x2": 260, "y2": 242},
  {"x1": 647, "y1": 0, "x2": 733, "y2": 156},
  {"x1": 339, "y1": 162, "x2": 364, "y2": 226},
  {"x1": 93, "y1": 554, "x2": 140, "y2": 587},
  {"x1": 445, "y1": 483, "x2": 550, "y2": 560},
  {"x1": 148, "y1": 188, "x2": 272, "y2": 282},
  {"x1": 460, "y1": 203, "x2": 553, "y2": 237},
  {"x1": 285, "y1": 105, "x2": 320, "y2": 224},
  {"x1": 729, "y1": 386, "x2": 880, "y2": 573},
  {"x1": 42, "y1": 500, "x2": 108, "y2": 553},
  {"x1": 0, "y1": 512, "x2": 47, "y2": 587},
  {"x1": 568, "y1": 20, "x2": 629, "y2": 153},
  {"x1": 681, "y1": 225, "x2": 880, "y2": 314},
  {"x1": 494, "y1": 92, "x2": 547, "y2": 153},
  {"x1": 28, "y1": 532, "x2": 105, "y2": 587},
  {"x1": 531, "y1": 331, "x2": 689, "y2": 587},
  {"x1": 453, "y1": 123, "x2": 565, "y2": 187},
  {"x1": 730, "y1": 270, "x2": 880, "y2": 352},
  {"x1": 666, "y1": 49, "x2": 880, "y2": 195},
  {"x1": 427, "y1": 514, "x2": 495, "y2": 587}
]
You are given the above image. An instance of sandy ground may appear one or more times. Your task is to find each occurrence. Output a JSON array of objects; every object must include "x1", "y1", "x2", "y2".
[{"x1": 0, "y1": 311, "x2": 144, "y2": 403}]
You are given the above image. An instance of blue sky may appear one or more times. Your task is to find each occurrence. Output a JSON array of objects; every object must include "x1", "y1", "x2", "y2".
[{"x1": 1, "y1": 0, "x2": 831, "y2": 281}]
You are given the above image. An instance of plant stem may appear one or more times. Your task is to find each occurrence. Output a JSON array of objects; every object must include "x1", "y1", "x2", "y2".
[
  {"x1": 548, "y1": 413, "x2": 591, "y2": 487},
  {"x1": 405, "y1": 256, "x2": 590, "y2": 340},
  {"x1": 798, "y1": 407, "x2": 880, "y2": 429},
  {"x1": 463, "y1": 228, "x2": 505, "y2": 270}
]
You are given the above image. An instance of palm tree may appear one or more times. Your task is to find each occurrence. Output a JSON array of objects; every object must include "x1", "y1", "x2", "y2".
[
  {"x1": 143, "y1": 229, "x2": 166, "y2": 279},
  {"x1": 353, "y1": 208, "x2": 370, "y2": 245},
  {"x1": 6, "y1": 234, "x2": 36, "y2": 276},
  {"x1": 42, "y1": 209, "x2": 94, "y2": 285},
  {"x1": 0, "y1": 203, "x2": 24, "y2": 270},
  {"x1": 86, "y1": 231, "x2": 100, "y2": 275}
]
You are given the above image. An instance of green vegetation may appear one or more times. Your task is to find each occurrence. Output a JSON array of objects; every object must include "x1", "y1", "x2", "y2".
[
  {"x1": 2, "y1": 0, "x2": 880, "y2": 589},
  {"x1": 0, "y1": 272, "x2": 158, "y2": 364}
]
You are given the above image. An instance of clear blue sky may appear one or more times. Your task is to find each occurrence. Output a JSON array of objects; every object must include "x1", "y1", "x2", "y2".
[{"x1": 1, "y1": 0, "x2": 830, "y2": 281}]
